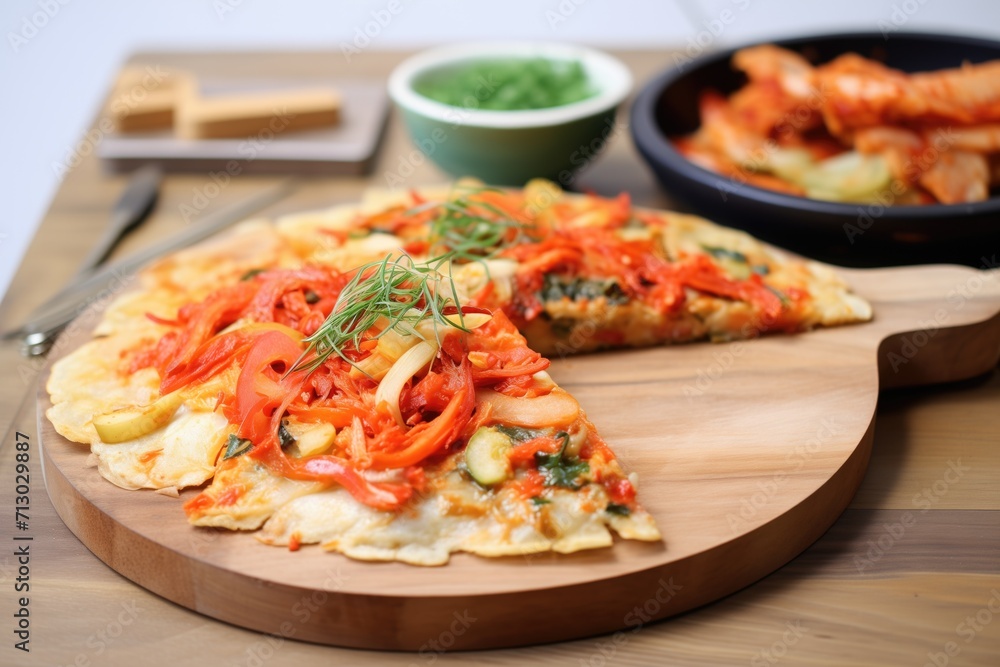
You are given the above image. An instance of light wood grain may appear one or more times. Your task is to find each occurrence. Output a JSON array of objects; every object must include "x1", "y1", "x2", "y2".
[{"x1": 1, "y1": 50, "x2": 999, "y2": 666}]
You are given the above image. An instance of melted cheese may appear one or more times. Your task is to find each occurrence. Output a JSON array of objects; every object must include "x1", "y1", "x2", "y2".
[{"x1": 257, "y1": 465, "x2": 660, "y2": 565}]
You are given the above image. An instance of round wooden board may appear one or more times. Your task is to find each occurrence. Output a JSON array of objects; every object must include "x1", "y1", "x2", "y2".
[{"x1": 38, "y1": 264, "x2": 1000, "y2": 650}]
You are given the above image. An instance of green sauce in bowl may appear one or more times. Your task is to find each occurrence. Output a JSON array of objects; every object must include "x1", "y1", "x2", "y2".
[{"x1": 413, "y1": 58, "x2": 597, "y2": 111}]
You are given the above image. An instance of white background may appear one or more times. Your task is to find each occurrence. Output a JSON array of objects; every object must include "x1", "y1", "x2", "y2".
[{"x1": 1, "y1": 0, "x2": 998, "y2": 302}]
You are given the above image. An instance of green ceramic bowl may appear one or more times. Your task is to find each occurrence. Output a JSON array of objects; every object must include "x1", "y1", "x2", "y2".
[{"x1": 388, "y1": 42, "x2": 632, "y2": 186}]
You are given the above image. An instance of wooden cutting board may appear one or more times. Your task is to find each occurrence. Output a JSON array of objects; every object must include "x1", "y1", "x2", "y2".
[{"x1": 37, "y1": 263, "x2": 1000, "y2": 650}]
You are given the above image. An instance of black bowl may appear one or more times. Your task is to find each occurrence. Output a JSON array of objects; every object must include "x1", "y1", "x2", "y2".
[{"x1": 630, "y1": 31, "x2": 1000, "y2": 267}]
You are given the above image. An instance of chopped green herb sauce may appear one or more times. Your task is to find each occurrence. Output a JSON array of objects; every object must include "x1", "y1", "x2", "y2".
[
  {"x1": 414, "y1": 58, "x2": 597, "y2": 111},
  {"x1": 535, "y1": 432, "x2": 589, "y2": 490},
  {"x1": 605, "y1": 503, "x2": 631, "y2": 516},
  {"x1": 541, "y1": 274, "x2": 628, "y2": 305}
]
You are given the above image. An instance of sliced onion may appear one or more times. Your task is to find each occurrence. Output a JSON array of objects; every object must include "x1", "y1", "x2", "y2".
[
  {"x1": 375, "y1": 341, "x2": 437, "y2": 426},
  {"x1": 92, "y1": 390, "x2": 186, "y2": 443},
  {"x1": 475, "y1": 388, "x2": 581, "y2": 429},
  {"x1": 374, "y1": 313, "x2": 493, "y2": 427},
  {"x1": 349, "y1": 352, "x2": 395, "y2": 381},
  {"x1": 414, "y1": 312, "x2": 492, "y2": 340}
]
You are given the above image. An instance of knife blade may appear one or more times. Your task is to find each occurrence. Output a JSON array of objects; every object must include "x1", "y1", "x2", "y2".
[
  {"x1": 75, "y1": 164, "x2": 163, "y2": 276},
  {"x1": 5, "y1": 178, "x2": 296, "y2": 355},
  {"x1": 2, "y1": 166, "x2": 162, "y2": 338}
]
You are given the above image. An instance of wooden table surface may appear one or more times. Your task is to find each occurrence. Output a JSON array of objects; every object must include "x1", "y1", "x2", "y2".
[{"x1": 1, "y1": 50, "x2": 998, "y2": 667}]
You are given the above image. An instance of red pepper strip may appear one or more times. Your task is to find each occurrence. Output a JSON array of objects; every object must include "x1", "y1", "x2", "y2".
[
  {"x1": 507, "y1": 435, "x2": 564, "y2": 467},
  {"x1": 470, "y1": 353, "x2": 549, "y2": 383},
  {"x1": 509, "y1": 246, "x2": 585, "y2": 275},
  {"x1": 226, "y1": 330, "x2": 413, "y2": 512},
  {"x1": 679, "y1": 255, "x2": 783, "y2": 319},
  {"x1": 234, "y1": 330, "x2": 306, "y2": 444},
  {"x1": 159, "y1": 329, "x2": 253, "y2": 395},
  {"x1": 285, "y1": 405, "x2": 363, "y2": 429},
  {"x1": 366, "y1": 360, "x2": 475, "y2": 470},
  {"x1": 466, "y1": 309, "x2": 550, "y2": 382},
  {"x1": 161, "y1": 335, "x2": 244, "y2": 392},
  {"x1": 260, "y1": 373, "x2": 412, "y2": 511},
  {"x1": 158, "y1": 323, "x2": 304, "y2": 395},
  {"x1": 267, "y1": 453, "x2": 413, "y2": 511},
  {"x1": 242, "y1": 267, "x2": 341, "y2": 323},
  {"x1": 163, "y1": 282, "x2": 258, "y2": 376}
]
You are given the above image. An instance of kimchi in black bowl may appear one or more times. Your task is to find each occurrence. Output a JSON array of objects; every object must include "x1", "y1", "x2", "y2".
[{"x1": 630, "y1": 32, "x2": 1000, "y2": 267}]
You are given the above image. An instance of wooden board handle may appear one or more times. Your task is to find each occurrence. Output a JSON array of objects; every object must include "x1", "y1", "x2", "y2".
[{"x1": 841, "y1": 265, "x2": 1000, "y2": 389}]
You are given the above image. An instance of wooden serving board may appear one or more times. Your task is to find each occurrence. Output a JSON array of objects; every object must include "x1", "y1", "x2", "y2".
[{"x1": 38, "y1": 263, "x2": 1000, "y2": 650}]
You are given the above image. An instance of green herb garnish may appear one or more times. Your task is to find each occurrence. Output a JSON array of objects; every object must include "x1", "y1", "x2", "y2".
[
  {"x1": 223, "y1": 434, "x2": 254, "y2": 460},
  {"x1": 530, "y1": 496, "x2": 552, "y2": 507},
  {"x1": 605, "y1": 503, "x2": 631, "y2": 516},
  {"x1": 293, "y1": 187, "x2": 525, "y2": 373},
  {"x1": 294, "y1": 253, "x2": 465, "y2": 373},
  {"x1": 420, "y1": 187, "x2": 525, "y2": 263},
  {"x1": 535, "y1": 432, "x2": 589, "y2": 490},
  {"x1": 240, "y1": 268, "x2": 266, "y2": 281}
]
